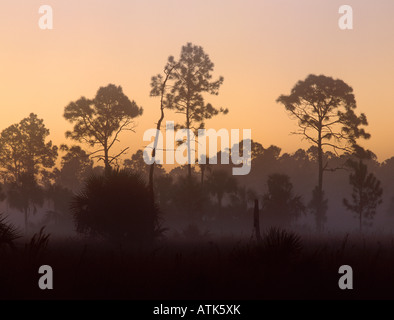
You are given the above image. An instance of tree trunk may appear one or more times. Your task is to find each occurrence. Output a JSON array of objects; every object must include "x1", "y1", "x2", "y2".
[
  {"x1": 359, "y1": 187, "x2": 363, "y2": 232},
  {"x1": 149, "y1": 115, "x2": 163, "y2": 199},
  {"x1": 24, "y1": 207, "x2": 28, "y2": 234},
  {"x1": 218, "y1": 194, "x2": 223, "y2": 209},
  {"x1": 253, "y1": 199, "x2": 261, "y2": 241},
  {"x1": 104, "y1": 144, "x2": 110, "y2": 174},
  {"x1": 360, "y1": 210, "x2": 362, "y2": 232},
  {"x1": 186, "y1": 102, "x2": 192, "y2": 179},
  {"x1": 316, "y1": 126, "x2": 324, "y2": 232},
  {"x1": 200, "y1": 166, "x2": 205, "y2": 186},
  {"x1": 149, "y1": 65, "x2": 175, "y2": 201},
  {"x1": 148, "y1": 156, "x2": 156, "y2": 201}
]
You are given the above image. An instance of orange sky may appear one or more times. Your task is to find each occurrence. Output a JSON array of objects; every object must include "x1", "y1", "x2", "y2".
[{"x1": 1, "y1": 0, "x2": 394, "y2": 164}]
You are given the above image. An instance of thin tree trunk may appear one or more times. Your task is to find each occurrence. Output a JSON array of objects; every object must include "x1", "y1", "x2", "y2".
[
  {"x1": 359, "y1": 184, "x2": 363, "y2": 232},
  {"x1": 359, "y1": 191, "x2": 363, "y2": 232},
  {"x1": 200, "y1": 166, "x2": 205, "y2": 186},
  {"x1": 149, "y1": 65, "x2": 175, "y2": 199},
  {"x1": 104, "y1": 144, "x2": 110, "y2": 174},
  {"x1": 360, "y1": 211, "x2": 362, "y2": 232},
  {"x1": 317, "y1": 126, "x2": 324, "y2": 232},
  {"x1": 218, "y1": 194, "x2": 222, "y2": 209},
  {"x1": 186, "y1": 111, "x2": 192, "y2": 179},
  {"x1": 24, "y1": 207, "x2": 28, "y2": 234},
  {"x1": 253, "y1": 199, "x2": 261, "y2": 241}
]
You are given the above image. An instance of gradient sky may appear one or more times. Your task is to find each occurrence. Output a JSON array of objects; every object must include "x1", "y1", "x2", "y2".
[{"x1": 1, "y1": 0, "x2": 394, "y2": 164}]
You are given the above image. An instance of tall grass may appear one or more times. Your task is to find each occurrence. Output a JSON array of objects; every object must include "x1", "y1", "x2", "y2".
[{"x1": 0, "y1": 213, "x2": 20, "y2": 250}]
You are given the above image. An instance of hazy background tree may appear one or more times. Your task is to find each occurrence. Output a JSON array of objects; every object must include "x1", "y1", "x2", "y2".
[
  {"x1": 228, "y1": 185, "x2": 255, "y2": 216},
  {"x1": 277, "y1": 74, "x2": 370, "y2": 231},
  {"x1": 168, "y1": 165, "x2": 198, "y2": 182},
  {"x1": 197, "y1": 156, "x2": 212, "y2": 187},
  {"x1": 43, "y1": 184, "x2": 74, "y2": 233},
  {"x1": 262, "y1": 174, "x2": 305, "y2": 227},
  {"x1": 343, "y1": 159, "x2": 383, "y2": 231},
  {"x1": 64, "y1": 84, "x2": 143, "y2": 173},
  {"x1": 308, "y1": 186, "x2": 328, "y2": 230},
  {"x1": 54, "y1": 145, "x2": 93, "y2": 192},
  {"x1": 7, "y1": 173, "x2": 44, "y2": 233},
  {"x1": 233, "y1": 139, "x2": 265, "y2": 160},
  {"x1": 206, "y1": 169, "x2": 237, "y2": 210},
  {"x1": 171, "y1": 175, "x2": 206, "y2": 220},
  {"x1": 123, "y1": 149, "x2": 165, "y2": 182}
]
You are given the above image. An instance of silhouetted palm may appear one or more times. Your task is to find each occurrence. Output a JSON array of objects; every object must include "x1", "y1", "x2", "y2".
[
  {"x1": 261, "y1": 227, "x2": 302, "y2": 261},
  {"x1": 71, "y1": 169, "x2": 161, "y2": 244}
]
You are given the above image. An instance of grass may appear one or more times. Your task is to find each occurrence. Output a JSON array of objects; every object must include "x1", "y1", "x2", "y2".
[
  {"x1": 1, "y1": 230, "x2": 394, "y2": 300},
  {"x1": 0, "y1": 213, "x2": 21, "y2": 250}
]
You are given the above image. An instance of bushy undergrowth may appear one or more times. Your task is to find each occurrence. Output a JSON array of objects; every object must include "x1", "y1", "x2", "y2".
[
  {"x1": 71, "y1": 169, "x2": 161, "y2": 244},
  {"x1": 0, "y1": 232, "x2": 394, "y2": 299}
]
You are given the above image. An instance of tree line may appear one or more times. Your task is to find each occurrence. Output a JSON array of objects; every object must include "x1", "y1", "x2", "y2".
[{"x1": 0, "y1": 43, "x2": 388, "y2": 241}]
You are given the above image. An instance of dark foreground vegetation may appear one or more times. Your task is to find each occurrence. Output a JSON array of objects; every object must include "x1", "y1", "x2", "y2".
[{"x1": 1, "y1": 229, "x2": 394, "y2": 300}]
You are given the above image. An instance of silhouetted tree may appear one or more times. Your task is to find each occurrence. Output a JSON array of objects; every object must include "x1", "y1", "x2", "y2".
[
  {"x1": 71, "y1": 169, "x2": 160, "y2": 244},
  {"x1": 171, "y1": 175, "x2": 206, "y2": 219},
  {"x1": 166, "y1": 43, "x2": 228, "y2": 177},
  {"x1": 343, "y1": 160, "x2": 383, "y2": 231},
  {"x1": 7, "y1": 172, "x2": 44, "y2": 233},
  {"x1": 0, "y1": 113, "x2": 58, "y2": 182},
  {"x1": 387, "y1": 196, "x2": 394, "y2": 217},
  {"x1": 155, "y1": 174, "x2": 174, "y2": 211},
  {"x1": 206, "y1": 169, "x2": 237, "y2": 209},
  {"x1": 64, "y1": 84, "x2": 143, "y2": 173},
  {"x1": 308, "y1": 186, "x2": 328, "y2": 230},
  {"x1": 149, "y1": 60, "x2": 177, "y2": 197},
  {"x1": 44, "y1": 184, "x2": 74, "y2": 231},
  {"x1": 54, "y1": 145, "x2": 93, "y2": 192},
  {"x1": 277, "y1": 74, "x2": 370, "y2": 231},
  {"x1": 253, "y1": 199, "x2": 262, "y2": 241},
  {"x1": 227, "y1": 139, "x2": 264, "y2": 179},
  {"x1": 249, "y1": 145, "x2": 282, "y2": 188},
  {"x1": 0, "y1": 185, "x2": 6, "y2": 202},
  {"x1": 253, "y1": 145, "x2": 281, "y2": 168},
  {"x1": 197, "y1": 155, "x2": 212, "y2": 187},
  {"x1": 169, "y1": 165, "x2": 198, "y2": 182},
  {"x1": 234, "y1": 139, "x2": 265, "y2": 160},
  {"x1": 123, "y1": 149, "x2": 165, "y2": 182},
  {"x1": 229, "y1": 186, "x2": 250, "y2": 213},
  {"x1": 262, "y1": 174, "x2": 305, "y2": 227}
]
